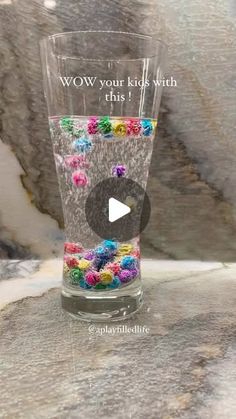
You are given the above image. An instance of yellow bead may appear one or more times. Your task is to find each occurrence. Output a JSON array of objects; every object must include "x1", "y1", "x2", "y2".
[
  {"x1": 63, "y1": 263, "x2": 70, "y2": 274},
  {"x1": 113, "y1": 121, "x2": 127, "y2": 136},
  {"x1": 100, "y1": 270, "x2": 113, "y2": 285},
  {"x1": 117, "y1": 243, "x2": 133, "y2": 256},
  {"x1": 78, "y1": 259, "x2": 91, "y2": 270}
]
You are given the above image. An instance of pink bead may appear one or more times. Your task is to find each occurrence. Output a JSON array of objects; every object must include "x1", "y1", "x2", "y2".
[
  {"x1": 72, "y1": 171, "x2": 89, "y2": 187},
  {"x1": 85, "y1": 271, "x2": 100, "y2": 286},
  {"x1": 64, "y1": 155, "x2": 89, "y2": 169},
  {"x1": 64, "y1": 242, "x2": 83, "y2": 253},
  {"x1": 64, "y1": 256, "x2": 79, "y2": 268},
  {"x1": 105, "y1": 262, "x2": 121, "y2": 275},
  {"x1": 88, "y1": 117, "x2": 98, "y2": 134}
]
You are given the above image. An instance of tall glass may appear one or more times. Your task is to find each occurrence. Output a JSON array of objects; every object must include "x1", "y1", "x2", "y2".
[{"x1": 40, "y1": 31, "x2": 166, "y2": 321}]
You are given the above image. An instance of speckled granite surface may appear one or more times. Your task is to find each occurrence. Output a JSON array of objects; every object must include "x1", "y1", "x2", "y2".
[
  {"x1": 1, "y1": 259, "x2": 236, "y2": 418},
  {"x1": 0, "y1": 0, "x2": 236, "y2": 260}
]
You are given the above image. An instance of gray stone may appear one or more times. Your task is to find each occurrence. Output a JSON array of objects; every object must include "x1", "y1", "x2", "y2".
[{"x1": 0, "y1": 0, "x2": 236, "y2": 260}]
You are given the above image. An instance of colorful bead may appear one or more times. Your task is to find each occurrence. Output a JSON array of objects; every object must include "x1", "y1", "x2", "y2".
[
  {"x1": 73, "y1": 122, "x2": 85, "y2": 137},
  {"x1": 84, "y1": 250, "x2": 95, "y2": 261},
  {"x1": 100, "y1": 270, "x2": 113, "y2": 285},
  {"x1": 72, "y1": 171, "x2": 88, "y2": 187},
  {"x1": 118, "y1": 269, "x2": 133, "y2": 283},
  {"x1": 142, "y1": 119, "x2": 153, "y2": 136},
  {"x1": 113, "y1": 121, "x2": 127, "y2": 136},
  {"x1": 98, "y1": 116, "x2": 112, "y2": 134},
  {"x1": 112, "y1": 164, "x2": 126, "y2": 178},
  {"x1": 78, "y1": 258, "x2": 91, "y2": 270},
  {"x1": 126, "y1": 119, "x2": 141, "y2": 135},
  {"x1": 60, "y1": 117, "x2": 74, "y2": 133},
  {"x1": 117, "y1": 243, "x2": 133, "y2": 256},
  {"x1": 73, "y1": 137, "x2": 92, "y2": 153},
  {"x1": 108, "y1": 276, "x2": 121, "y2": 289},
  {"x1": 85, "y1": 271, "x2": 100, "y2": 286},
  {"x1": 64, "y1": 155, "x2": 89, "y2": 169},
  {"x1": 64, "y1": 242, "x2": 83, "y2": 254},
  {"x1": 105, "y1": 262, "x2": 121, "y2": 275},
  {"x1": 88, "y1": 117, "x2": 98, "y2": 134},
  {"x1": 65, "y1": 256, "x2": 79, "y2": 269},
  {"x1": 131, "y1": 249, "x2": 140, "y2": 258},
  {"x1": 63, "y1": 263, "x2": 70, "y2": 274},
  {"x1": 95, "y1": 283, "x2": 107, "y2": 290},
  {"x1": 102, "y1": 240, "x2": 118, "y2": 253},
  {"x1": 120, "y1": 255, "x2": 137, "y2": 270},
  {"x1": 79, "y1": 279, "x2": 92, "y2": 289},
  {"x1": 95, "y1": 246, "x2": 110, "y2": 258},
  {"x1": 130, "y1": 267, "x2": 139, "y2": 279},
  {"x1": 70, "y1": 268, "x2": 84, "y2": 284}
]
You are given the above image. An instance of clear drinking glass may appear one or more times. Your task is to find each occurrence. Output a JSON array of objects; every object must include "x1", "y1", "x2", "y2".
[{"x1": 40, "y1": 31, "x2": 166, "y2": 321}]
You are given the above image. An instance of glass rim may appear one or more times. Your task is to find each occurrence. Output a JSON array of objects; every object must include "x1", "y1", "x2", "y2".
[{"x1": 40, "y1": 30, "x2": 167, "y2": 62}]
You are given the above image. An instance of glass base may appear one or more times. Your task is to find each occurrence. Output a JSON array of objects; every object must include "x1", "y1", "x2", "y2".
[{"x1": 61, "y1": 284, "x2": 143, "y2": 321}]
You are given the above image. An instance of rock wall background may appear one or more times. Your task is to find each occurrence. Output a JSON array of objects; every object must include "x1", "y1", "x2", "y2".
[{"x1": 0, "y1": 0, "x2": 236, "y2": 261}]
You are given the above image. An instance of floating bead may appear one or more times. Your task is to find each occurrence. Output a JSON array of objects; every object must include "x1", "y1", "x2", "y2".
[
  {"x1": 88, "y1": 117, "x2": 98, "y2": 134},
  {"x1": 118, "y1": 269, "x2": 133, "y2": 283},
  {"x1": 78, "y1": 258, "x2": 91, "y2": 270},
  {"x1": 141, "y1": 119, "x2": 153, "y2": 136},
  {"x1": 64, "y1": 242, "x2": 83, "y2": 254},
  {"x1": 100, "y1": 270, "x2": 113, "y2": 285},
  {"x1": 102, "y1": 240, "x2": 118, "y2": 253},
  {"x1": 60, "y1": 117, "x2": 74, "y2": 133},
  {"x1": 112, "y1": 164, "x2": 126, "y2": 178},
  {"x1": 108, "y1": 276, "x2": 121, "y2": 289},
  {"x1": 72, "y1": 171, "x2": 88, "y2": 187},
  {"x1": 105, "y1": 262, "x2": 121, "y2": 275},
  {"x1": 85, "y1": 271, "x2": 100, "y2": 286},
  {"x1": 126, "y1": 119, "x2": 141, "y2": 135},
  {"x1": 120, "y1": 255, "x2": 136, "y2": 270},
  {"x1": 70, "y1": 268, "x2": 84, "y2": 284},
  {"x1": 98, "y1": 116, "x2": 112, "y2": 134},
  {"x1": 73, "y1": 122, "x2": 85, "y2": 137},
  {"x1": 113, "y1": 121, "x2": 127, "y2": 136},
  {"x1": 117, "y1": 243, "x2": 133, "y2": 256},
  {"x1": 73, "y1": 137, "x2": 92, "y2": 153},
  {"x1": 64, "y1": 155, "x2": 89, "y2": 169}
]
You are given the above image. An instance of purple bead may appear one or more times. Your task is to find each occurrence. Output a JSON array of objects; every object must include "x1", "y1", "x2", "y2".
[
  {"x1": 112, "y1": 165, "x2": 126, "y2": 178},
  {"x1": 84, "y1": 251, "x2": 94, "y2": 261},
  {"x1": 118, "y1": 269, "x2": 132, "y2": 283},
  {"x1": 130, "y1": 268, "x2": 138, "y2": 279}
]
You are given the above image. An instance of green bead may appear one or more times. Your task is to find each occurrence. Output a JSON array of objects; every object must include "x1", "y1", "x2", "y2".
[
  {"x1": 70, "y1": 268, "x2": 84, "y2": 284},
  {"x1": 95, "y1": 283, "x2": 107, "y2": 290},
  {"x1": 60, "y1": 117, "x2": 74, "y2": 133},
  {"x1": 73, "y1": 128, "x2": 85, "y2": 137},
  {"x1": 98, "y1": 116, "x2": 112, "y2": 134}
]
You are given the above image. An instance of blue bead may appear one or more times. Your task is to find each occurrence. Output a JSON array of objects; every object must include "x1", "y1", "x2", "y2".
[
  {"x1": 108, "y1": 276, "x2": 121, "y2": 289},
  {"x1": 120, "y1": 255, "x2": 136, "y2": 270},
  {"x1": 73, "y1": 137, "x2": 92, "y2": 152},
  {"x1": 102, "y1": 240, "x2": 118, "y2": 252}
]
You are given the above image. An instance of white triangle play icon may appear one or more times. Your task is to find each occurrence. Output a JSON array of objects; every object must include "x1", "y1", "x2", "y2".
[{"x1": 108, "y1": 197, "x2": 131, "y2": 223}]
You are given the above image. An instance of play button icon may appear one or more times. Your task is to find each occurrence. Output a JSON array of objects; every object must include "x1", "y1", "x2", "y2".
[
  {"x1": 109, "y1": 198, "x2": 131, "y2": 222},
  {"x1": 85, "y1": 177, "x2": 151, "y2": 242}
]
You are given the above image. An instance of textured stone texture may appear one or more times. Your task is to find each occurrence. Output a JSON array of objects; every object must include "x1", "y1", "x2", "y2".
[
  {"x1": 1, "y1": 260, "x2": 236, "y2": 418},
  {"x1": 0, "y1": 0, "x2": 236, "y2": 260}
]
